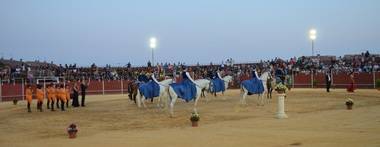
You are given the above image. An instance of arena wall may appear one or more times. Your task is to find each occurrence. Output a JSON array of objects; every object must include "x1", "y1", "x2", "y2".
[{"x1": 1, "y1": 72, "x2": 379, "y2": 102}]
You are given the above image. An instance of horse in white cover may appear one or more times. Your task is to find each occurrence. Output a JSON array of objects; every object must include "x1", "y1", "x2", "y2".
[
  {"x1": 240, "y1": 71, "x2": 271, "y2": 106},
  {"x1": 136, "y1": 79, "x2": 173, "y2": 109}
]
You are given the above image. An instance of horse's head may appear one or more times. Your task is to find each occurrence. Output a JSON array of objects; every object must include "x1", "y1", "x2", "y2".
[
  {"x1": 260, "y1": 71, "x2": 270, "y2": 81},
  {"x1": 223, "y1": 75, "x2": 233, "y2": 83},
  {"x1": 195, "y1": 79, "x2": 210, "y2": 90},
  {"x1": 205, "y1": 79, "x2": 211, "y2": 91}
]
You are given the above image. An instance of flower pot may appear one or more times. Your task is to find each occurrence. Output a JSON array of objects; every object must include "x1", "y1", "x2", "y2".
[
  {"x1": 346, "y1": 104, "x2": 353, "y2": 110},
  {"x1": 277, "y1": 90, "x2": 285, "y2": 94},
  {"x1": 191, "y1": 121, "x2": 198, "y2": 127},
  {"x1": 68, "y1": 131, "x2": 77, "y2": 138}
]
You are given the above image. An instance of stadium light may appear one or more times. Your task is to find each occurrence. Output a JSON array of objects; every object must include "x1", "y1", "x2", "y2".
[
  {"x1": 309, "y1": 29, "x2": 317, "y2": 56},
  {"x1": 149, "y1": 37, "x2": 157, "y2": 66}
]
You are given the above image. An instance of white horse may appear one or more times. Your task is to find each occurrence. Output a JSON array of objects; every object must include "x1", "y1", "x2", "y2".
[
  {"x1": 223, "y1": 75, "x2": 233, "y2": 90},
  {"x1": 209, "y1": 75, "x2": 233, "y2": 98},
  {"x1": 136, "y1": 79, "x2": 173, "y2": 108},
  {"x1": 240, "y1": 71, "x2": 270, "y2": 106},
  {"x1": 195, "y1": 79, "x2": 211, "y2": 98},
  {"x1": 167, "y1": 79, "x2": 211, "y2": 117}
]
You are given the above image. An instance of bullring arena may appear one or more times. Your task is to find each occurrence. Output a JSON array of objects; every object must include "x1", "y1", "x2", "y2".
[
  {"x1": 1, "y1": 1, "x2": 380, "y2": 146},
  {"x1": 1, "y1": 88, "x2": 379, "y2": 147}
]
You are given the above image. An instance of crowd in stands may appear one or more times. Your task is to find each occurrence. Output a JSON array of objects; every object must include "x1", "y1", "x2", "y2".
[{"x1": 1, "y1": 51, "x2": 379, "y2": 84}]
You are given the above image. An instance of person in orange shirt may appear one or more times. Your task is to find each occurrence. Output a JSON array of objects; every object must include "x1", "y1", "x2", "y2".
[
  {"x1": 65, "y1": 85, "x2": 71, "y2": 108},
  {"x1": 58, "y1": 85, "x2": 66, "y2": 111},
  {"x1": 25, "y1": 85, "x2": 33, "y2": 112},
  {"x1": 35, "y1": 85, "x2": 44, "y2": 112},
  {"x1": 46, "y1": 84, "x2": 56, "y2": 111},
  {"x1": 56, "y1": 84, "x2": 61, "y2": 109}
]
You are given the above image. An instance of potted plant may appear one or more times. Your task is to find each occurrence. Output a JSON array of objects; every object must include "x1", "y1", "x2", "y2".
[
  {"x1": 190, "y1": 112, "x2": 200, "y2": 127},
  {"x1": 375, "y1": 79, "x2": 380, "y2": 90},
  {"x1": 274, "y1": 83, "x2": 288, "y2": 94},
  {"x1": 67, "y1": 123, "x2": 78, "y2": 138},
  {"x1": 345, "y1": 98, "x2": 354, "y2": 110}
]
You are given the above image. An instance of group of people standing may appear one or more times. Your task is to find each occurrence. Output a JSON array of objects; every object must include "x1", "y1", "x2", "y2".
[
  {"x1": 324, "y1": 71, "x2": 356, "y2": 93},
  {"x1": 24, "y1": 80, "x2": 88, "y2": 112}
]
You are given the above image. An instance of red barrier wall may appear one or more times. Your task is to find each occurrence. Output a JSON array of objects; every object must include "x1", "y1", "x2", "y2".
[
  {"x1": 1, "y1": 83, "x2": 23, "y2": 101},
  {"x1": 293, "y1": 73, "x2": 311, "y2": 88},
  {"x1": 1, "y1": 72, "x2": 379, "y2": 102}
]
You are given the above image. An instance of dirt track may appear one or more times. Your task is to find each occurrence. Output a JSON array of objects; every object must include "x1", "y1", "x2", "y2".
[{"x1": 1, "y1": 89, "x2": 380, "y2": 147}]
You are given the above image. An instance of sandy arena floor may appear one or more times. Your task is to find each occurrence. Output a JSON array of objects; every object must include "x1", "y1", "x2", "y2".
[{"x1": 0, "y1": 89, "x2": 380, "y2": 147}]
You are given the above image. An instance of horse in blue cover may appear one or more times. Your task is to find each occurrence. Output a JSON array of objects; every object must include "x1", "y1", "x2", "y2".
[
  {"x1": 240, "y1": 71, "x2": 270, "y2": 106},
  {"x1": 136, "y1": 78, "x2": 173, "y2": 109},
  {"x1": 210, "y1": 75, "x2": 233, "y2": 97},
  {"x1": 167, "y1": 72, "x2": 205, "y2": 117}
]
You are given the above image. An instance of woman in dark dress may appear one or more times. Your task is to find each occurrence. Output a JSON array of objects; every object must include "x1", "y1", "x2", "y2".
[{"x1": 72, "y1": 82, "x2": 80, "y2": 107}]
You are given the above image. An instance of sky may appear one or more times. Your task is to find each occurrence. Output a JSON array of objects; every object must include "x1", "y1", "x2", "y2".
[{"x1": 0, "y1": 0, "x2": 379, "y2": 66}]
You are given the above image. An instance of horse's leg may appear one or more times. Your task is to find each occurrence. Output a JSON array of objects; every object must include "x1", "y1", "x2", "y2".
[
  {"x1": 256, "y1": 94, "x2": 261, "y2": 106},
  {"x1": 163, "y1": 88, "x2": 169, "y2": 109},
  {"x1": 169, "y1": 97, "x2": 177, "y2": 117},
  {"x1": 263, "y1": 93, "x2": 267, "y2": 105},
  {"x1": 136, "y1": 90, "x2": 141, "y2": 108},
  {"x1": 260, "y1": 94, "x2": 264, "y2": 106},
  {"x1": 169, "y1": 88, "x2": 177, "y2": 117},
  {"x1": 193, "y1": 88, "x2": 201, "y2": 113},
  {"x1": 141, "y1": 96, "x2": 147, "y2": 108},
  {"x1": 241, "y1": 88, "x2": 248, "y2": 105},
  {"x1": 128, "y1": 85, "x2": 132, "y2": 100},
  {"x1": 157, "y1": 95, "x2": 161, "y2": 109},
  {"x1": 205, "y1": 93, "x2": 209, "y2": 103},
  {"x1": 133, "y1": 90, "x2": 137, "y2": 104}
]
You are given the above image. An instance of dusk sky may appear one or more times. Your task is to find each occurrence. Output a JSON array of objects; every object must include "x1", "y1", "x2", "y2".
[{"x1": 0, "y1": 0, "x2": 379, "y2": 66}]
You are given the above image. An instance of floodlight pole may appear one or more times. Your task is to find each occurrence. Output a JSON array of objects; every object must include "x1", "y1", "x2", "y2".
[
  {"x1": 152, "y1": 48, "x2": 154, "y2": 67},
  {"x1": 312, "y1": 40, "x2": 314, "y2": 56}
]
